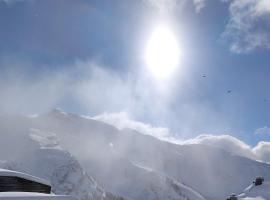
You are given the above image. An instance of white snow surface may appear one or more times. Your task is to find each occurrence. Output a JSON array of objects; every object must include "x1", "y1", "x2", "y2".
[
  {"x1": 0, "y1": 114, "x2": 123, "y2": 200},
  {"x1": 1, "y1": 110, "x2": 270, "y2": 200}
]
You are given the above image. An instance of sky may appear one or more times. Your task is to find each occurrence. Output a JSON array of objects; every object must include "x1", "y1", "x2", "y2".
[{"x1": 0, "y1": 0, "x2": 270, "y2": 145}]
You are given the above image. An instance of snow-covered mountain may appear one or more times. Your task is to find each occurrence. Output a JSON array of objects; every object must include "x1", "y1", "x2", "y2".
[
  {"x1": 0, "y1": 119, "x2": 123, "y2": 200},
  {"x1": 1, "y1": 109, "x2": 270, "y2": 200}
]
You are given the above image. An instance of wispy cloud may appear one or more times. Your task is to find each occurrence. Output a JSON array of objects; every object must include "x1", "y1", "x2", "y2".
[
  {"x1": 254, "y1": 126, "x2": 270, "y2": 135},
  {"x1": 223, "y1": 0, "x2": 270, "y2": 53},
  {"x1": 193, "y1": 0, "x2": 205, "y2": 13},
  {"x1": 143, "y1": 0, "x2": 184, "y2": 12},
  {"x1": 143, "y1": 0, "x2": 270, "y2": 52},
  {"x1": 0, "y1": 0, "x2": 26, "y2": 4},
  {"x1": 143, "y1": 0, "x2": 206, "y2": 13}
]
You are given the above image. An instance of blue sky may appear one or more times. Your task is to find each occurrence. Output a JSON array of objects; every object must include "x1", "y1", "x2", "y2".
[{"x1": 0, "y1": 0, "x2": 270, "y2": 145}]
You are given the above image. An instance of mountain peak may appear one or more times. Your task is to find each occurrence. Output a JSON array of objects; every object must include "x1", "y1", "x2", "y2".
[{"x1": 46, "y1": 108, "x2": 69, "y2": 118}]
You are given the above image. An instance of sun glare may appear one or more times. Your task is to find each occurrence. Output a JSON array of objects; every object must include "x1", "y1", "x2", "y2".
[{"x1": 145, "y1": 25, "x2": 181, "y2": 79}]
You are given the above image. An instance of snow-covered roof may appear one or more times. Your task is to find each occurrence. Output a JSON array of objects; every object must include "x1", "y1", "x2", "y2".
[
  {"x1": 0, "y1": 169, "x2": 50, "y2": 186},
  {"x1": 0, "y1": 192, "x2": 49, "y2": 197},
  {"x1": 0, "y1": 192, "x2": 75, "y2": 200}
]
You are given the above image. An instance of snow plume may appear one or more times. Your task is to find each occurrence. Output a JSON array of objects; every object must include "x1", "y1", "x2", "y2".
[
  {"x1": 222, "y1": 0, "x2": 270, "y2": 53},
  {"x1": 253, "y1": 141, "x2": 270, "y2": 163},
  {"x1": 184, "y1": 134, "x2": 270, "y2": 163},
  {"x1": 185, "y1": 134, "x2": 256, "y2": 159},
  {"x1": 0, "y1": 55, "x2": 190, "y2": 159},
  {"x1": 29, "y1": 128, "x2": 61, "y2": 149},
  {"x1": 0, "y1": 57, "x2": 178, "y2": 135},
  {"x1": 0, "y1": 59, "x2": 132, "y2": 115},
  {"x1": 0, "y1": 58, "x2": 69, "y2": 114},
  {"x1": 92, "y1": 111, "x2": 176, "y2": 142},
  {"x1": 92, "y1": 112, "x2": 270, "y2": 163}
]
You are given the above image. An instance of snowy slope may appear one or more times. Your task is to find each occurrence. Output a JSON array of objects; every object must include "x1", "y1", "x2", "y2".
[
  {"x1": 0, "y1": 122, "x2": 123, "y2": 200},
  {"x1": 238, "y1": 181, "x2": 270, "y2": 200},
  {"x1": 85, "y1": 153, "x2": 205, "y2": 200},
  {"x1": 0, "y1": 111, "x2": 206, "y2": 200},
  {"x1": 1, "y1": 110, "x2": 270, "y2": 200}
]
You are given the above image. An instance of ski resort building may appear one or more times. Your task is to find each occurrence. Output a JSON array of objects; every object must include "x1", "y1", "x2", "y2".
[
  {"x1": 0, "y1": 169, "x2": 51, "y2": 193},
  {"x1": 0, "y1": 169, "x2": 75, "y2": 200}
]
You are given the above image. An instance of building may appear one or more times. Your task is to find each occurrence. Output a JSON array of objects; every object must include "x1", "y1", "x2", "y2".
[
  {"x1": 0, "y1": 169, "x2": 76, "y2": 200},
  {"x1": 0, "y1": 169, "x2": 51, "y2": 194}
]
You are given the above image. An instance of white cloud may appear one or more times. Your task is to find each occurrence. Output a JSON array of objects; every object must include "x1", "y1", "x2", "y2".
[
  {"x1": 254, "y1": 0, "x2": 270, "y2": 16},
  {"x1": 0, "y1": 0, "x2": 27, "y2": 4},
  {"x1": 144, "y1": 0, "x2": 270, "y2": 52},
  {"x1": 144, "y1": 0, "x2": 181, "y2": 12},
  {"x1": 254, "y1": 126, "x2": 270, "y2": 135},
  {"x1": 143, "y1": 0, "x2": 206, "y2": 13},
  {"x1": 223, "y1": 0, "x2": 270, "y2": 53},
  {"x1": 193, "y1": 0, "x2": 205, "y2": 13}
]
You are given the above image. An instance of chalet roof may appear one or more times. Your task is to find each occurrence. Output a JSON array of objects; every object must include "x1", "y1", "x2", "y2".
[
  {"x1": 0, "y1": 169, "x2": 50, "y2": 186},
  {"x1": 0, "y1": 192, "x2": 76, "y2": 200}
]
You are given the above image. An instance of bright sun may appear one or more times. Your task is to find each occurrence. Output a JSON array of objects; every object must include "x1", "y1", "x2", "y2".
[{"x1": 145, "y1": 25, "x2": 181, "y2": 79}]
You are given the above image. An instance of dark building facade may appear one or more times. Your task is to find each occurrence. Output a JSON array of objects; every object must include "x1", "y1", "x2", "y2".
[{"x1": 0, "y1": 176, "x2": 51, "y2": 194}]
